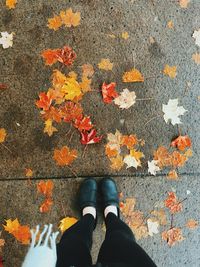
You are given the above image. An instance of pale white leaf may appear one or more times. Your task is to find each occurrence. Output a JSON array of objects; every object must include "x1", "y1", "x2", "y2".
[
  {"x1": 123, "y1": 155, "x2": 139, "y2": 169},
  {"x1": 148, "y1": 160, "x2": 160, "y2": 176},
  {"x1": 114, "y1": 88, "x2": 136, "y2": 109},
  {"x1": 162, "y1": 99, "x2": 187, "y2": 125},
  {"x1": 147, "y1": 219, "x2": 159, "y2": 236},
  {"x1": 193, "y1": 29, "x2": 200, "y2": 47},
  {"x1": 0, "y1": 32, "x2": 14, "y2": 49}
]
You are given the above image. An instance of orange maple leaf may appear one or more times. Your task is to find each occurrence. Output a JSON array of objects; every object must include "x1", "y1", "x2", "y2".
[
  {"x1": 163, "y1": 65, "x2": 177, "y2": 78},
  {"x1": 6, "y1": 0, "x2": 17, "y2": 9},
  {"x1": 59, "y1": 217, "x2": 78, "y2": 232},
  {"x1": 82, "y1": 64, "x2": 94, "y2": 78},
  {"x1": 39, "y1": 198, "x2": 53, "y2": 213},
  {"x1": 153, "y1": 146, "x2": 172, "y2": 168},
  {"x1": 47, "y1": 15, "x2": 62, "y2": 31},
  {"x1": 162, "y1": 227, "x2": 184, "y2": 246},
  {"x1": 12, "y1": 225, "x2": 31, "y2": 245},
  {"x1": 3, "y1": 219, "x2": 20, "y2": 234},
  {"x1": 79, "y1": 77, "x2": 92, "y2": 93},
  {"x1": 54, "y1": 146, "x2": 78, "y2": 166},
  {"x1": 185, "y1": 219, "x2": 198, "y2": 229},
  {"x1": 25, "y1": 168, "x2": 33, "y2": 178},
  {"x1": 171, "y1": 151, "x2": 187, "y2": 168},
  {"x1": 52, "y1": 69, "x2": 67, "y2": 90},
  {"x1": 171, "y1": 135, "x2": 192, "y2": 151},
  {"x1": 179, "y1": 0, "x2": 190, "y2": 8},
  {"x1": 59, "y1": 102, "x2": 83, "y2": 123},
  {"x1": 73, "y1": 116, "x2": 93, "y2": 131},
  {"x1": 167, "y1": 170, "x2": 178, "y2": 180},
  {"x1": 37, "y1": 180, "x2": 54, "y2": 198},
  {"x1": 60, "y1": 8, "x2": 81, "y2": 27},
  {"x1": 98, "y1": 59, "x2": 113, "y2": 71},
  {"x1": 121, "y1": 134, "x2": 138, "y2": 149},
  {"x1": 105, "y1": 144, "x2": 118, "y2": 158},
  {"x1": 42, "y1": 106, "x2": 62, "y2": 123},
  {"x1": 122, "y1": 68, "x2": 144, "y2": 83},
  {"x1": 110, "y1": 155, "x2": 124, "y2": 170},
  {"x1": 41, "y1": 49, "x2": 61, "y2": 65},
  {"x1": 164, "y1": 192, "x2": 183, "y2": 213},
  {"x1": 0, "y1": 128, "x2": 7, "y2": 143},
  {"x1": 36, "y1": 92, "x2": 53, "y2": 111}
]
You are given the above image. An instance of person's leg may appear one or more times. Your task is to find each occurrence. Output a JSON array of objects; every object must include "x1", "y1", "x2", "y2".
[
  {"x1": 98, "y1": 212, "x2": 157, "y2": 267},
  {"x1": 56, "y1": 214, "x2": 95, "y2": 267}
]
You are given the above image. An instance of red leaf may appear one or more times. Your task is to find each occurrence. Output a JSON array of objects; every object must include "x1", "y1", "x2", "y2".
[
  {"x1": 80, "y1": 129, "x2": 102, "y2": 145},
  {"x1": 74, "y1": 116, "x2": 93, "y2": 131},
  {"x1": 101, "y1": 82, "x2": 118, "y2": 103},
  {"x1": 0, "y1": 83, "x2": 8, "y2": 90},
  {"x1": 57, "y1": 46, "x2": 76, "y2": 66},
  {"x1": 171, "y1": 135, "x2": 192, "y2": 151},
  {"x1": 36, "y1": 92, "x2": 53, "y2": 111},
  {"x1": 0, "y1": 256, "x2": 3, "y2": 267},
  {"x1": 59, "y1": 102, "x2": 83, "y2": 122}
]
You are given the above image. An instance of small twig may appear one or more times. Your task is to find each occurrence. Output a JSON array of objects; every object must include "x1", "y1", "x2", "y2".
[
  {"x1": 81, "y1": 144, "x2": 88, "y2": 158},
  {"x1": 136, "y1": 97, "x2": 154, "y2": 101},
  {"x1": 65, "y1": 123, "x2": 72, "y2": 137},
  {"x1": 177, "y1": 125, "x2": 182, "y2": 136},
  {"x1": 61, "y1": 201, "x2": 67, "y2": 217},
  {"x1": 144, "y1": 114, "x2": 162, "y2": 126},
  {"x1": 1, "y1": 143, "x2": 12, "y2": 154},
  {"x1": 66, "y1": 165, "x2": 78, "y2": 178},
  {"x1": 170, "y1": 214, "x2": 174, "y2": 229},
  {"x1": 69, "y1": 130, "x2": 76, "y2": 142}
]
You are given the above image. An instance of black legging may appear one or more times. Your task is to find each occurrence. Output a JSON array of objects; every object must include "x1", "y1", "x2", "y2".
[{"x1": 56, "y1": 213, "x2": 157, "y2": 267}]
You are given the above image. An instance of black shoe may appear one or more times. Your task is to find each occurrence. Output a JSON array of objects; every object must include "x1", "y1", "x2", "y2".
[
  {"x1": 100, "y1": 177, "x2": 120, "y2": 217},
  {"x1": 79, "y1": 178, "x2": 97, "y2": 214}
]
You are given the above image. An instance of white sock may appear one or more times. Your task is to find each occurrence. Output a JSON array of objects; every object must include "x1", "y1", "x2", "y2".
[
  {"x1": 104, "y1": 205, "x2": 118, "y2": 218},
  {"x1": 82, "y1": 206, "x2": 96, "y2": 219}
]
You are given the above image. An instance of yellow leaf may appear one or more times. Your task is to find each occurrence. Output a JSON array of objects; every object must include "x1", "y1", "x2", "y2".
[
  {"x1": 167, "y1": 21, "x2": 174, "y2": 29},
  {"x1": 60, "y1": 8, "x2": 81, "y2": 27},
  {"x1": 59, "y1": 217, "x2": 78, "y2": 232},
  {"x1": 163, "y1": 65, "x2": 177, "y2": 79},
  {"x1": 6, "y1": 0, "x2": 17, "y2": 9},
  {"x1": 179, "y1": 0, "x2": 190, "y2": 8},
  {"x1": 151, "y1": 209, "x2": 167, "y2": 225},
  {"x1": 25, "y1": 168, "x2": 33, "y2": 178},
  {"x1": 68, "y1": 71, "x2": 78, "y2": 79},
  {"x1": 47, "y1": 15, "x2": 62, "y2": 31},
  {"x1": 44, "y1": 119, "x2": 58, "y2": 137},
  {"x1": 52, "y1": 69, "x2": 67, "y2": 90},
  {"x1": 3, "y1": 219, "x2": 20, "y2": 234},
  {"x1": 167, "y1": 170, "x2": 179, "y2": 180},
  {"x1": 122, "y1": 31, "x2": 129, "y2": 39},
  {"x1": 122, "y1": 68, "x2": 144, "y2": 82},
  {"x1": 107, "y1": 34, "x2": 116, "y2": 39},
  {"x1": 184, "y1": 149, "x2": 193, "y2": 158},
  {"x1": 80, "y1": 77, "x2": 92, "y2": 93},
  {"x1": 61, "y1": 77, "x2": 82, "y2": 101},
  {"x1": 98, "y1": 58, "x2": 113, "y2": 71},
  {"x1": 110, "y1": 155, "x2": 124, "y2": 170},
  {"x1": 0, "y1": 128, "x2": 7, "y2": 143},
  {"x1": 130, "y1": 149, "x2": 144, "y2": 165},
  {"x1": 192, "y1": 53, "x2": 200, "y2": 65}
]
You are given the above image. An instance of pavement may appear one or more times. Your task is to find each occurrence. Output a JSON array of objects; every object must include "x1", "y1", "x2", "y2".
[{"x1": 0, "y1": 0, "x2": 200, "y2": 266}]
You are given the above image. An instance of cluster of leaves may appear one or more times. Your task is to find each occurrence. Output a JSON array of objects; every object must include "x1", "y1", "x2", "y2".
[
  {"x1": 105, "y1": 130, "x2": 145, "y2": 171},
  {"x1": 148, "y1": 135, "x2": 192, "y2": 179},
  {"x1": 37, "y1": 180, "x2": 54, "y2": 213}
]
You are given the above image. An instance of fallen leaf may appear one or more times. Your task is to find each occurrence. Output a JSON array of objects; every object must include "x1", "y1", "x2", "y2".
[
  {"x1": 167, "y1": 21, "x2": 174, "y2": 29},
  {"x1": 0, "y1": 128, "x2": 7, "y2": 143},
  {"x1": 40, "y1": 198, "x2": 53, "y2": 213},
  {"x1": 101, "y1": 82, "x2": 118, "y2": 103},
  {"x1": 60, "y1": 102, "x2": 83, "y2": 123},
  {"x1": 121, "y1": 31, "x2": 129, "y2": 39},
  {"x1": 80, "y1": 129, "x2": 102, "y2": 145},
  {"x1": 61, "y1": 77, "x2": 82, "y2": 101},
  {"x1": 162, "y1": 228, "x2": 184, "y2": 246},
  {"x1": 44, "y1": 119, "x2": 58, "y2": 136},
  {"x1": 164, "y1": 192, "x2": 183, "y2": 213},
  {"x1": 47, "y1": 15, "x2": 62, "y2": 30},
  {"x1": 54, "y1": 146, "x2": 78, "y2": 166},
  {"x1": 42, "y1": 106, "x2": 63, "y2": 123},
  {"x1": 130, "y1": 149, "x2": 144, "y2": 166},
  {"x1": 0, "y1": 83, "x2": 8, "y2": 90},
  {"x1": 121, "y1": 134, "x2": 138, "y2": 149},
  {"x1": 163, "y1": 65, "x2": 177, "y2": 78},
  {"x1": 74, "y1": 116, "x2": 93, "y2": 131},
  {"x1": 59, "y1": 217, "x2": 78, "y2": 232},
  {"x1": 107, "y1": 130, "x2": 122, "y2": 151},
  {"x1": 193, "y1": 29, "x2": 200, "y2": 47},
  {"x1": 171, "y1": 151, "x2": 187, "y2": 168},
  {"x1": 114, "y1": 88, "x2": 136, "y2": 109},
  {"x1": 171, "y1": 135, "x2": 192, "y2": 151},
  {"x1": 120, "y1": 198, "x2": 136, "y2": 216},
  {"x1": 147, "y1": 218, "x2": 159, "y2": 236},
  {"x1": 167, "y1": 170, "x2": 178, "y2": 180},
  {"x1": 25, "y1": 168, "x2": 33, "y2": 178},
  {"x1": 184, "y1": 149, "x2": 193, "y2": 158},
  {"x1": 148, "y1": 160, "x2": 160, "y2": 176},
  {"x1": 122, "y1": 68, "x2": 144, "y2": 83},
  {"x1": 192, "y1": 53, "x2": 200, "y2": 64},
  {"x1": 110, "y1": 155, "x2": 124, "y2": 170},
  {"x1": 79, "y1": 77, "x2": 92, "y2": 93},
  {"x1": 151, "y1": 209, "x2": 167, "y2": 225},
  {"x1": 185, "y1": 219, "x2": 198, "y2": 229},
  {"x1": 162, "y1": 99, "x2": 187, "y2": 125},
  {"x1": 82, "y1": 64, "x2": 94, "y2": 77},
  {"x1": 179, "y1": 0, "x2": 190, "y2": 8},
  {"x1": 37, "y1": 180, "x2": 54, "y2": 198},
  {"x1": 36, "y1": 92, "x2": 53, "y2": 111},
  {"x1": 3, "y1": 219, "x2": 20, "y2": 234},
  {"x1": 153, "y1": 146, "x2": 172, "y2": 168},
  {"x1": 105, "y1": 144, "x2": 118, "y2": 158},
  {"x1": 6, "y1": 0, "x2": 17, "y2": 9},
  {"x1": 0, "y1": 32, "x2": 14, "y2": 49},
  {"x1": 60, "y1": 8, "x2": 81, "y2": 27},
  {"x1": 98, "y1": 58, "x2": 113, "y2": 71}
]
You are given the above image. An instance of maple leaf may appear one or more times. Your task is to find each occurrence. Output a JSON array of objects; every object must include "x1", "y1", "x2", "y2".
[
  {"x1": 167, "y1": 170, "x2": 178, "y2": 180},
  {"x1": 101, "y1": 82, "x2": 118, "y2": 103},
  {"x1": 120, "y1": 198, "x2": 136, "y2": 216},
  {"x1": 192, "y1": 29, "x2": 200, "y2": 47},
  {"x1": 82, "y1": 64, "x2": 94, "y2": 77},
  {"x1": 110, "y1": 155, "x2": 124, "y2": 170},
  {"x1": 80, "y1": 77, "x2": 92, "y2": 93},
  {"x1": 184, "y1": 149, "x2": 193, "y2": 158},
  {"x1": 114, "y1": 88, "x2": 136, "y2": 109},
  {"x1": 130, "y1": 149, "x2": 144, "y2": 166},
  {"x1": 3, "y1": 219, "x2": 20, "y2": 234},
  {"x1": 6, "y1": 0, "x2": 17, "y2": 9},
  {"x1": 0, "y1": 128, "x2": 7, "y2": 143},
  {"x1": 44, "y1": 119, "x2": 58, "y2": 137},
  {"x1": 148, "y1": 160, "x2": 160, "y2": 176},
  {"x1": 164, "y1": 192, "x2": 183, "y2": 214},
  {"x1": 60, "y1": 102, "x2": 83, "y2": 123},
  {"x1": 147, "y1": 218, "x2": 159, "y2": 236},
  {"x1": 40, "y1": 198, "x2": 53, "y2": 213},
  {"x1": 60, "y1": 8, "x2": 81, "y2": 27},
  {"x1": 52, "y1": 69, "x2": 67, "y2": 90},
  {"x1": 0, "y1": 232, "x2": 5, "y2": 253},
  {"x1": 171, "y1": 135, "x2": 192, "y2": 151},
  {"x1": 162, "y1": 228, "x2": 184, "y2": 246},
  {"x1": 47, "y1": 15, "x2": 62, "y2": 31},
  {"x1": 179, "y1": 0, "x2": 190, "y2": 8},
  {"x1": 42, "y1": 106, "x2": 63, "y2": 123},
  {"x1": 80, "y1": 129, "x2": 102, "y2": 145},
  {"x1": 123, "y1": 155, "x2": 139, "y2": 169},
  {"x1": 167, "y1": 20, "x2": 174, "y2": 29},
  {"x1": 162, "y1": 99, "x2": 187, "y2": 125},
  {"x1": 105, "y1": 144, "x2": 118, "y2": 158},
  {"x1": 0, "y1": 32, "x2": 14, "y2": 49},
  {"x1": 59, "y1": 217, "x2": 78, "y2": 232},
  {"x1": 61, "y1": 77, "x2": 82, "y2": 101},
  {"x1": 171, "y1": 151, "x2": 187, "y2": 168},
  {"x1": 54, "y1": 146, "x2": 78, "y2": 166},
  {"x1": 107, "y1": 130, "x2": 122, "y2": 151},
  {"x1": 163, "y1": 65, "x2": 177, "y2": 78},
  {"x1": 37, "y1": 180, "x2": 54, "y2": 197},
  {"x1": 36, "y1": 92, "x2": 53, "y2": 111},
  {"x1": 25, "y1": 168, "x2": 33, "y2": 178},
  {"x1": 122, "y1": 68, "x2": 144, "y2": 83},
  {"x1": 151, "y1": 209, "x2": 167, "y2": 225},
  {"x1": 98, "y1": 58, "x2": 113, "y2": 71},
  {"x1": 121, "y1": 134, "x2": 138, "y2": 149},
  {"x1": 192, "y1": 53, "x2": 200, "y2": 64},
  {"x1": 185, "y1": 219, "x2": 198, "y2": 229},
  {"x1": 74, "y1": 116, "x2": 93, "y2": 131},
  {"x1": 153, "y1": 146, "x2": 172, "y2": 168},
  {"x1": 41, "y1": 49, "x2": 61, "y2": 65},
  {"x1": 121, "y1": 31, "x2": 129, "y2": 40}
]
